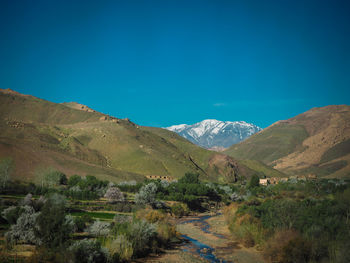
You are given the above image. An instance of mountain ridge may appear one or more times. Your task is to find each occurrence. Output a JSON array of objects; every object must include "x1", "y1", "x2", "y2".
[
  {"x1": 225, "y1": 105, "x2": 350, "y2": 178},
  {"x1": 0, "y1": 88, "x2": 279, "y2": 183},
  {"x1": 166, "y1": 119, "x2": 262, "y2": 149}
]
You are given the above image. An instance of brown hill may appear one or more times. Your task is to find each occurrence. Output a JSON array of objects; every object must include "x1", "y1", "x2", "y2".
[
  {"x1": 0, "y1": 89, "x2": 273, "y2": 183},
  {"x1": 225, "y1": 105, "x2": 350, "y2": 178},
  {"x1": 61, "y1": 102, "x2": 97, "y2": 113}
]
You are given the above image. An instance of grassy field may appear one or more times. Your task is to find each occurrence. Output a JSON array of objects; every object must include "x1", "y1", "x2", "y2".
[{"x1": 69, "y1": 211, "x2": 120, "y2": 220}]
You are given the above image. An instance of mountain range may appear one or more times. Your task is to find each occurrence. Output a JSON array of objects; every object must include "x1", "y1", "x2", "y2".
[
  {"x1": 0, "y1": 89, "x2": 279, "y2": 183},
  {"x1": 1, "y1": 88, "x2": 349, "y2": 182},
  {"x1": 166, "y1": 119, "x2": 261, "y2": 149}
]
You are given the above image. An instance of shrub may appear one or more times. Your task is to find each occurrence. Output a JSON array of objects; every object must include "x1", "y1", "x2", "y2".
[
  {"x1": 1, "y1": 206, "x2": 24, "y2": 224},
  {"x1": 248, "y1": 175, "x2": 260, "y2": 189},
  {"x1": 134, "y1": 183, "x2": 157, "y2": 206},
  {"x1": 263, "y1": 229, "x2": 312, "y2": 263},
  {"x1": 230, "y1": 192, "x2": 244, "y2": 201},
  {"x1": 69, "y1": 239, "x2": 107, "y2": 263},
  {"x1": 33, "y1": 195, "x2": 46, "y2": 211},
  {"x1": 5, "y1": 205, "x2": 41, "y2": 245},
  {"x1": 229, "y1": 213, "x2": 265, "y2": 248},
  {"x1": 74, "y1": 217, "x2": 87, "y2": 232},
  {"x1": 104, "y1": 186, "x2": 124, "y2": 203},
  {"x1": 22, "y1": 193, "x2": 33, "y2": 206},
  {"x1": 113, "y1": 214, "x2": 132, "y2": 224},
  {"x1": 137, "y1": 208, "x2": 166, "y2": 223},
  {"x1": 105, "y1": 235, "x2": 133, "y2": 262},
  {"x1": 68, "y1": 174, "x2": 82, "y2": 187},
  {"x1": 114, "y1": 202, "x2": 132, "y2": 213},
  {"x1": 282, "y1": 236, "x2": 311, "y2": 263},
  {"x1": 127, "y1": 220, "x2": 156, "y2": 256},
  {"x1": 178, "y1": 173, "x2": 200, "y2": 184},
  {"x1": 156, "y1": 221, "x2": 177, "y2": 246},
  {"x1": 34, "y1": 194, "x2": 74, "y2": 248},
  {"x1": 36, "y1": 167, "x2": 67, "y2": 187},
  {"x1": 87, "y1": 220, "x2": 110, "y2": 237},
  {"x1": 170, "y1": 203, "x2": 190, "y2": 218}
]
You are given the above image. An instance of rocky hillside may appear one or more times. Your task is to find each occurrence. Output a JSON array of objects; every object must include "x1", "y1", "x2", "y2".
[
  {"x1": 225, "y1": 105, "x2": 350, "y2": 178},
  {"x1": 166, "y1": 119, "x2": 261, "y2": 149},
  {"x1": 0, "y1": 89, "x2": 277, "y2": 183}
]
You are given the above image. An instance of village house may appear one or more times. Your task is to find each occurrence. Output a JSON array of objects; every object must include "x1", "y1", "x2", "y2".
[
  {"x1": 259, "y1": 178, "x2": 269, "y2": 186},
  {"x1": 146, "y1": 175, "x2": 173, "y2": 181},
  {"x1": 259, "y1": 175, "x2": 315, "y2": 186}
]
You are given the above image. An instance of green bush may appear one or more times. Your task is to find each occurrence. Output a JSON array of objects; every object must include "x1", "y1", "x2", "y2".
[
  {"x1": 1, "y1": 206, "x2": 24, "y2": 224},
  {"x1": 248, "y1": 175, "x2": 259, "y2": 189},
  {"x1": 69, "y1": 239, "x2": 107, "y2": 263},
  {"x1": 74, "y1": 215, "x2": 93, "y2": 232},
  {"x1": 109, "y1": 219, "x2": 156, "y2": 258},
  {"x1": 170, "y1": 203, "x2": 189, "y2": 218},
  {"x1": 34, "y1": 194, "x2": 75, "y2": 248}
]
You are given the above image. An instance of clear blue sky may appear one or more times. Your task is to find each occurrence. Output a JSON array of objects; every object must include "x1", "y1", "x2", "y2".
[{"x1": 1, "y1": 0, "x2": 349, "y2": 128}]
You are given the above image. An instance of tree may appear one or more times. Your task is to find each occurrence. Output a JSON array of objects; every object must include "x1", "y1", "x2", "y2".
[
  {"x1": 5, "y1": 205, "x2": 41, "y2": 245},
  {"x1": 34, "y1": 194, "x2": 74, "y2": 248},
  {"x1": 248, "y1": 175, "x2": 260, "y2": 189},
  {"x1": 87, "y1": 220, "x2": 110, "y2": 237},
  {"x1": 68, "y1": 174, "x2": 82, "y2": 187},
  {"x1": 127, "y1": 220, "x2": 156, "y2": 256},
  {"x1": 135, "y1": 183, "x2": 157, "y2": 205},
  {"x1": 22, "y1": 193, "x2": 33, "y2": 206},
  {"x1": 69, "y1": 239, "x2": 107, "y2": 263},
  {"x1": 178, "y1": 173, "x2": 200, "y2": 184},
  {"x1": 36, "y1": 167, "x2": 67, "y2": 188},
  {"x1": 1, "y1": 206, "x2": 24, "y2": 225},
  {"x1": 0, "y1": 158, "x2": 14, "y2": 188},
  {"x1": 104, "y1": 186, "x2": 124, "y2": 203}
]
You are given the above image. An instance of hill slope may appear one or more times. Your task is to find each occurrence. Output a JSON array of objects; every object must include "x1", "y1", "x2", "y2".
[
  {"x1": 0, "y1": 89, "x2": 277, "y2": 183},
  {"x1": 225, "y1": 105, "x2": 350, "y2": 178}
]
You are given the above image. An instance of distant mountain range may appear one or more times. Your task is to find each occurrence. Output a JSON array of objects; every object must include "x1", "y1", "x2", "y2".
[{"x1": 166, "y1": 119, "x2": 262, "y2": 149}]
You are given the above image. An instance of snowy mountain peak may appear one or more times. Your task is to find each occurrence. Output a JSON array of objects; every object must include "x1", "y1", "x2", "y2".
[
  {"x1": 165, "y1": 119, "x2": 262, "y2": 149},
  {"x1": 167, "y1": 124, "x2": 188, "y2": 133}
]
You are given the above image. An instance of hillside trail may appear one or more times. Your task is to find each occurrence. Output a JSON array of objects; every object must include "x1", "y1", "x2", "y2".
[{"x1": 140, "y1": 212, "x2": 265, "y2": 263}]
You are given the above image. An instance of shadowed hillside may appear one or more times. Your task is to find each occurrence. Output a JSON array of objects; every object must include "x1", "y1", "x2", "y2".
[{"x1": 225, "y1": 105, "x2": 350, "y2": 178}]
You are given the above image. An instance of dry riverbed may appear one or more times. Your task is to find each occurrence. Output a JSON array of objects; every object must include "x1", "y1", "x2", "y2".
[{"x1": 142, "y1": 212, "x2": 266, "y2": 263}]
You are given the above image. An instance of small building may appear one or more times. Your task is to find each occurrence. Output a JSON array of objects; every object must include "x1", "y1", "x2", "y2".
[
  {"x1": 146, "y1": 175, "x2": 173, "y2": 181},
  {"x1": 259, "y1": 178, "x2": 269, "y2": 186},
  {"x1": 259, "y1": 177, "x2": 289, "y2": 186}
]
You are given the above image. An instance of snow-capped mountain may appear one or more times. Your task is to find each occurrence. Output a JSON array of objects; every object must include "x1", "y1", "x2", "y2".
[{"x1": 166, "y1": 119, "x2": 262, "y2": 149}]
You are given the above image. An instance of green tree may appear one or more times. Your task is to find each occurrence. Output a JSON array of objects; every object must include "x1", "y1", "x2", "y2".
[
  {"x1": 135, "y1": 183, "x2": 157, "y2": 205},
  {"x1": 178, "y1": 173, "x2": 200, "y2": 184},
  {"x1": 34, "y1": 194, "x2": 74, "y2": 248},
  {"x1": 68, "y1": 174, "x2": 82, "y2": 187},
  {"x1": 248, "y1": 175, "x2": 260, "y2": 189},
  {"x1": 36, "y1": 167, "x2": 67, "y2": 188},
  {"x1": 0, "y1": 158, "x2": 14, "y2": 188}
]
